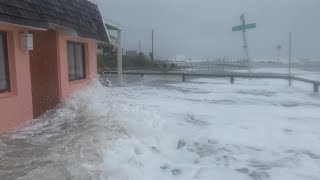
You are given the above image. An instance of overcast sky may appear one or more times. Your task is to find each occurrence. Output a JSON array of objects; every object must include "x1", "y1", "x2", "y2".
[{"x1": 97, "y1": 0, "x2": 320, "y2": 60}]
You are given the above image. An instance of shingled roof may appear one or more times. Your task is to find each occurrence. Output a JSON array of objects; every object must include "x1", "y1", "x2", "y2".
[{"x1": 0, "y1": 0, "x2": 108, "y2": 42}]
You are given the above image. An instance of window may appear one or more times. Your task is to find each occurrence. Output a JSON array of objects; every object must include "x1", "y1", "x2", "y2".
[
  {"x1": 67, "y1": 42, "x2": 86, "y2": 81},
  {"x1": 0, "y1": 32, "x2": 10, "y2": 93}
]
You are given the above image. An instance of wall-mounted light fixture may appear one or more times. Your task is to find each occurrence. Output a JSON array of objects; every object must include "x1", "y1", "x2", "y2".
[{"x1": 19, "y1": 31, "x2": 33, "y2": 51}]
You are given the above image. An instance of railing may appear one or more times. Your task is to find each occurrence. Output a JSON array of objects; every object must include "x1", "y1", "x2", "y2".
[
  {"x1": 291, "y1": 76, "x2": 320, "y2": 93},
  {"x1": 100, "y1": 71, "x2": 320, "y2": 93}
]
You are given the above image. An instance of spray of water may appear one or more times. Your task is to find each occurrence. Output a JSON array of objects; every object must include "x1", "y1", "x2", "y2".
[
  {"x1": 0, "y1": 80, "x2": 168, "y2": 180},
  {"x1": 2, "y1": 77, "x2": 320, "y2": 180}
]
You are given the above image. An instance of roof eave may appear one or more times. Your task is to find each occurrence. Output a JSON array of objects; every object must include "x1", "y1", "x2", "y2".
[
  {"x1": 0, "y1": 21, "x2": 48, "y2": 31},
  {"x1": 105, "y1": 23, "x2": 121, "y2": 31}
]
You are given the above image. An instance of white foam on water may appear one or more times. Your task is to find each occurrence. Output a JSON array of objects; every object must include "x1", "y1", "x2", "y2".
[{"x1": 1, "y1": 77, "x2": 320, "y2": 180}]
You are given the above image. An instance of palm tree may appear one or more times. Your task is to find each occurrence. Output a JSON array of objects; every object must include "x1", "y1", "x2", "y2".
[{"x1": 276, "y1": 45, "x2": 282, "y2": 64}]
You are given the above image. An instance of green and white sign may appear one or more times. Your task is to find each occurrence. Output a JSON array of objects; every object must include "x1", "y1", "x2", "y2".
[{"x1": 232, "y1": 23, "x2": 256, "y2": 32}]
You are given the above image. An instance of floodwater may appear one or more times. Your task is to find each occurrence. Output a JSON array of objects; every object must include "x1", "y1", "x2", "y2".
[
  {"x1": 1, "y1": 67, "x2": 320, "y2": 180},
  {"x1": 0, "y1": 81, "x2": 128, "y2": 180}
]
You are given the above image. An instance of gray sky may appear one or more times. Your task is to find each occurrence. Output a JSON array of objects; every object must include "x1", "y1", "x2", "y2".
[{"x1": 98, "y1": 0, "x2": 320, "y2": 60}]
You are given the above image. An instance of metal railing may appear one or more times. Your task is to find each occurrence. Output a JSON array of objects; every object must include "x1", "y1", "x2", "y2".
[{"x1": 100, "y1": 71, "x2": 320, "y2": 93}]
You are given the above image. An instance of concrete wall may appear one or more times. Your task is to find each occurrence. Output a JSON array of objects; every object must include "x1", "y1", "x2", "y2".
[{"x1": 0, "y1": 24, "x2": 33, "y2": 131}]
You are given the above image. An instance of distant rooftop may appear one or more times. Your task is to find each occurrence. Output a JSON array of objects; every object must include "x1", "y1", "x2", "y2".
[{"x1": 104, "y1": 18, "x2": 122, "y2": 31}]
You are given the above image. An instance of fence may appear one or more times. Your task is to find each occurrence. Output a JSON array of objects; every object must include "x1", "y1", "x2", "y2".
[
  {"x1": 100, "y1": 71, "x2": 320, "y2": 93},
  {"x1": 174, "y1": 58, "x2": 250, "y2": 72},
  {"x1": 214, "y1": 58, "x2": 249, "y2": 67}
]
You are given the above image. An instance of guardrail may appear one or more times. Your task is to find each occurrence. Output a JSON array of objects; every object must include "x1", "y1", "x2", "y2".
[
  {"x1": 291, "y1": 76, "x2": 320, "y2": 93},
  {"x1": 100, "y1": 71, "x2": 320, "y2": 93}
]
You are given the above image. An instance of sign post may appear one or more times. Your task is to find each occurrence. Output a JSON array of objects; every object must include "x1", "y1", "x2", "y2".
[
  {"x1": 232, "y1": 14, "x2": 256, "y2": 72},
  {"x1": 117, "y1": 29, "x2": 123, "y2": 85},
  {"x1": 288, "y1": 32, "x2": 292, "y2": 86}
]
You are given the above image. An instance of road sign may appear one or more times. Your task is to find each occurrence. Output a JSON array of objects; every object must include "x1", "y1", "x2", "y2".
[
  {"x1": 232, "y1": 23, "x2": 256, "y2": 32},
  {"x1": 232, "y1": 14, "x2": 256, "y2": 72}
]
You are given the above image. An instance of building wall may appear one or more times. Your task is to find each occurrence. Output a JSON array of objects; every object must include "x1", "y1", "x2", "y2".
[
  {"x1": 29, "y1": 30, "x2": 60, "y2": 118},
  {"x1": 57, "y1": 32, "x2": 98, "y2": 100},
  {"x1": 0, "y1": 25, "x2": 98, "y2": 131},
  {"x1": 0, "y1": 24, "x2": 33, "y2": 131}
]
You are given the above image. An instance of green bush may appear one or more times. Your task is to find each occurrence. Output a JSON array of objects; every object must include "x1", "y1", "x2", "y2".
[
  {"x1": 97, "y1": 53, "x2": 177, "y2": 71},
  {"x1": 97, "y1": 53, "x2": 117, "y2": 71}
]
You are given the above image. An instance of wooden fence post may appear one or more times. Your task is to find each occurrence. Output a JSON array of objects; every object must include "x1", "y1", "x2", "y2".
[
  {"x1": 230, "y1": 76, "x2": 235, "y2": 84},
  {"x1": 182, "y1": 74, "x2": 186, "y2": 82},
  {"x1": 289, "y1": 77, "x2": 292, "y2": 86},
  {"x1": 314, "y1": 83, "x2": 319, "y2": 93}
]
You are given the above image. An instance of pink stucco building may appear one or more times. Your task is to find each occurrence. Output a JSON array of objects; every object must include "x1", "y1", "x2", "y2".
[{"x1": 0, "y1": 0, "x2": 108, "y2": 131}]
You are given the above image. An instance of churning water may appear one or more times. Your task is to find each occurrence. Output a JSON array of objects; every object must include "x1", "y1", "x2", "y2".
[
  {"x1": 0, "y1": 80, "x2": 166, "y2": 180},
  {"x1": 1, "y1": 76, "x2": 320, "y2": 180}
]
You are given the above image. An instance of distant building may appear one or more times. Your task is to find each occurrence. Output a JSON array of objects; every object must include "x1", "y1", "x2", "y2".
[
  {"x1": 109, "y1": 35, "x2": 118, "y2": 47},
  {"x1": 98, "y1": 22, "x2": 121, "y2": 55},
  {"x1": 0, "y1": 0, "x2": 108, "y2": 131},
  {"x1": 104, "y1": 19, "x2": 121, "y2": 47},
  {"x1": 126, "y1": 50, "x2": 138, "y2": 57}
]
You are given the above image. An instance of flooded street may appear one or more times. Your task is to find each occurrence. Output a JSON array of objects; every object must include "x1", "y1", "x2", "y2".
[
  {"x1": 0, "y1": 81, "x2": 141, "y2": 180},
  {"x1": 1, "y1": 74, "x2": 320, "y2": 180},
  {"x1": 1, "y1": 0, "x2": 320, "y2": 179}
]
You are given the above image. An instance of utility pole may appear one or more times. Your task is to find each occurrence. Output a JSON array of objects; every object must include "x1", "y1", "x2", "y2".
[
  {"x1": 277, "y1": 44, "x2": 282, "y2": 64},
  {"x1": 240, "y1": 14, "x2": 251, "y2": 72},
  {"x1": 288, "y1": 32, "x2": 292, "y2": 86},
  {"x1": 151, "y1": 29, "x2": 154, "y2": 61},
  {"x1": 117, "y1": 29, "x2": 123, "y2": 85}
]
